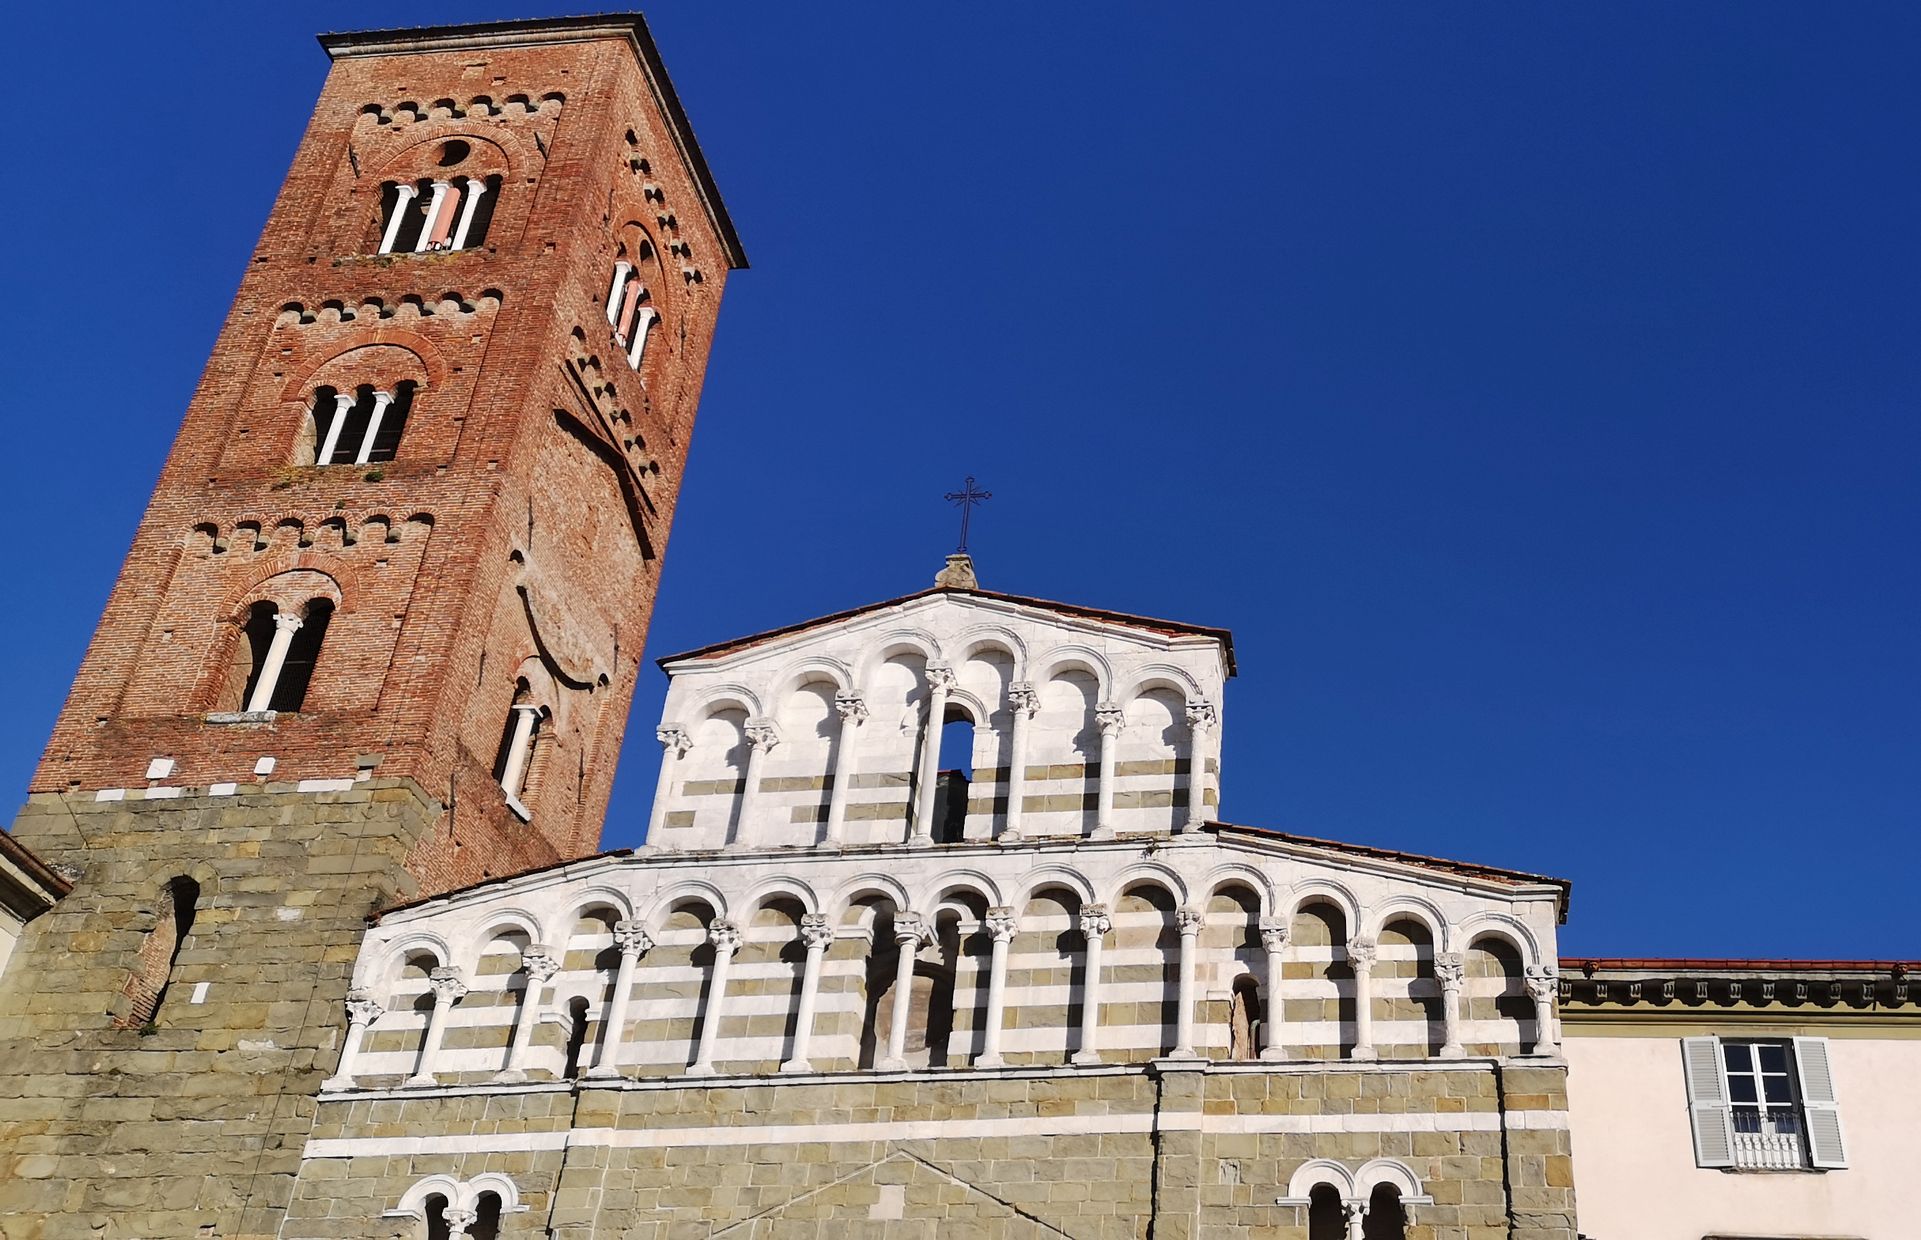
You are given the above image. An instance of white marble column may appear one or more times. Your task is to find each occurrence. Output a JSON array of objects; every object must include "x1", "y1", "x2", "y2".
[
  {"x1": 443, "y1": 1207, "x2": 479, "y2": 1239},
  {"x1": 496, "y1": 945, "x2": 561, "y2": 1082},
  {"x1": 378, "y1": 183, "x2": 418, "y2": 254},
  {"x1": 321, "y1": 988, "x2": 385, "y2": 1091},
  {"x1": 910, "y1": 664, "x2": 956, "y2": 845},
  {"x1": 1092, "y1": 702, "x2": 1125, "y2": 838},
  {"x1": 1001, "y1": 682, "x2": 1039, "y2": 840},
  {"x1": 1071, "y1": 904, "x2": 1111, "y2": 1065},
  {"x1": 877, "y1": 912, "x2": 929, "y2": 1070},
  {"x1": 1173, "y1": 906, "x2": 1204, "y2": 1058},
  {"x1": 415, "y1": 180, "x2": 454, "y2": 251},
  {"x1": 449, "y1": 176, "x2": 490, "y2": 249},
  {"x1": 646, "y1": 725, "x2": 691, "y2": 841},
  {"x1": 1342, "y1": 1200, "x2": 1367, "y2": 1240},
  {"x1": 975, "y1": 907, "x2": 1018, "y2": 1067},
  {"x1": 686, "y1": 919, "x2": 742, "y2": 1075},
  {"x1": 823, "y1": 691, "x2": 866, "y2": 847},
  {"x1": 1435, "y1": 951, "x2": 1467, "y2": 1058},
  {"x1": 352, "y1": 389, "x2": 395, "y2": 465},
  {"x1": 497, "y1": 703, "x2": 542, "y2": 799},
  {"x1": 244, "y1": 611, "x2": 304, "y2": 713},
  {"x1": 404, "y1": 967, "x2": 468, "y2": 1087},
  {"x1": 604, "y1": 261, "x2": 634, "y2": 324},
  {"x1": 1182, "y1": 699, "x2": 1217, "y2": 832},
  {"x1": 587, "y1": 921, "x2": 651, "y2": 1078},
  {"x1": 1259, "y1": 918, "x2": 1288, "y2": 1061},
  {"x1": 736, "y1": 720, "x2": 780, "y2": 848},
  {"x1": 782, "y1": 913, "x2": 834, "y2": 1072},
  {"x1": 1347, "y1": 936, "x2": 1378, "y2": 1062},
  {"x1": 1525, "y1": 965, "x2": 1560, "y2": 1055},
  {"x1": 626, "y1": 306, "x2": 659, "y2": 370},
  {"x1": 315, "y1": 390, "x2": 355, "y2": 465}
]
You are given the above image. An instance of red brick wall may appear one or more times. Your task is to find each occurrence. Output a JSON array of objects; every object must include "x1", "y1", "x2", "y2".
[{"x1": 34, "y1": 23, "x2": 738, "y2": 894}]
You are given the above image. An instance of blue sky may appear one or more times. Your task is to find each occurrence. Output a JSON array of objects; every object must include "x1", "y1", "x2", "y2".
[{"x1": 1, "y1": 4, "x2": 1914, "y2": 958}]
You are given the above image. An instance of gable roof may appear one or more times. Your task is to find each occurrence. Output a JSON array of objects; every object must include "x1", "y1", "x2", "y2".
[
  {"x1": 1208, "y1": 821, "x2": 1572, "y2": 914},
  {"x1": 657, "y1": 584, "x2": 1237, "y2": 674}
]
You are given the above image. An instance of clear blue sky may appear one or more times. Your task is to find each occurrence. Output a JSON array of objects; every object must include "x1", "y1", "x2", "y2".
[{"x1": 1, "y1": 4, "x2": 1914, "y2": 959}]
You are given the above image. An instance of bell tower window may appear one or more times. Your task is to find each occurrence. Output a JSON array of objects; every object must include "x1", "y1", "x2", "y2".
[
  {"x1": 493, "y1": 682, "x2": 546, "y2": 818},
  {"x1": 312, "y1": 382, "x2": 415, "y2": 465},
  {"x1": 230, "y1": 598, "x2": 334, "y2": 714},
  {"x1": 376, "y1": 169, "x2": 500, "y2": 255},
  {"x1": 603, "y1": 261, "x2": 661, "y2": 371}
]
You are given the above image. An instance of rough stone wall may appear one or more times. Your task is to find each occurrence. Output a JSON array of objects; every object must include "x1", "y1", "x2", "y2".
[
  {"x1": 0, "y1": 783, "x2": 442, "y2": 1240},
  {"x1": 279, "y1": 1062, "x2": 1578, "y2": 1239},
  {"x1": 32, "y1": 22, "x2": 736, "y2": 891}
]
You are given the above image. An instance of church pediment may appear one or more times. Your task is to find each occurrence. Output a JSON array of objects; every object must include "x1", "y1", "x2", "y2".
[{"x1": 701, "y1": 1151, "x2": 1078, "y2": 1239}]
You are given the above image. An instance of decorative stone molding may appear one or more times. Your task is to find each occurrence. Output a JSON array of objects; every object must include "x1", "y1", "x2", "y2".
[
  {"x1": 1007, "y1": 681, "x2": 1040, "y2": 716},
  {"x1": 833, "y1": 690, "x2": 868, "y2": 722},
  {"x1": 1095, "y1": 701, "x2": 1126, "y2": 737},
  {"x1": 985, "y1": 907, "x2": 1018, "y2": 943},
  {"x1": 707, "y1": 919, "x2": 743, "y2": 955},
  {"x1": 1184, "y1": 699, "x2": 1217, "y2": 732},
  {"x1": 893, "y1": 911, "x2": 931, "y2": 947},
  {"x1": 1176, "y1": 906, "x2": 1204, "y2": 936},
  {"x1": 1346, "y1": 936, "x2": 1378, "y2": 971},
  {"x1": 612, "y1": 919, "x2": 654, "y2": 956},
  {"x1": 1433, "y1": 952, "x2": 1465, "y2": 989},
  {"x1": 1079, "y1": 904, "x2": 1112, "y2": 941},
  {"x1": 743, "y1": 719, "x2": 781, "y2": 752},
  {"x1": 656, "y1": 725, "x2": 692, "y2": 756},
  {"x1": 344, "y1": 988, "x2": 385, "y2": 1027},
  {"x1": 1258, "y1": 918, "x2": 1288, "y2": 953},
  {"x1": 799, "y1": 912, "x2": 834, "y2": 950},
  {"x1": 924, "y1": 662, "x2": 958, "y2": 693},
  {"x1": 428, "y1": 967, "x2": 469, "y2": 1005}
]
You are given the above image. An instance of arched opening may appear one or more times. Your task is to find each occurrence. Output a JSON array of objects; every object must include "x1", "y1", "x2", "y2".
[
  {"x1": 1380, "y1": 918, "x2": 1442, "y2": 1057},
  {"x1": 492, "y1": 680, "x2": 545, "y2": 805},
  {"x1": 561, "y1": 996, "x2": 590, "y2": 1079},
  {"x1": 470, "y1": 1190, "x2": 502, "y2": 1240},
  {"x1": 377, "y1": 175, "x2": 500, "y2": 255},
  {"x1": 313, "y1": 382, "x2": 416, "y2": 466},
  {"x1": 1362, "y1": 1183, "x2": 1406, "y2": 1239},
  {"x1": 423, "y1": 1193, "x2": 452, "y2": 1240},
  {"x1": 1465, "y1": 936, "x2": 1532, "y2": 1055},
  {"x1": 1114, "y1": 883, "x2": 1181, "y2": 1060},
  {"x1": 1288, "y1": 901, "x2": 1353, "y2": 1059},
  {"x1": 227, "y1": 600, "x2": 279, "y2": 710},
  {"x1": 1307, "y1": 1183, "x2": 1346, "y2": 1240},
  {"x1": 934, "y1": 709, "x2": 976, "y2": 843},
  {"x1": 269, "y1": 598, "x2": 333, "y2": 712},
  {"x1": 1229, "y1": 976, "x2": 1262, "y2": 1061},
  {"x1": 117, "y1": 875, "x2": 201, "y2": 1028}
]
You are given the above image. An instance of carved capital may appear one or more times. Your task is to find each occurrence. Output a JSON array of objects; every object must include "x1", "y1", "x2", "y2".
[
  {"x1": 612, "y1": 919, "x2": 654, "y2": 957},
  {"x1": 893, "y1": 911, "x2": 930, "y2": 947},
  {"x1": 924, "y1": 662, "x2": 957, "y2": 693},
  {"x1": 1346, "y1": 936, "x2": 1378, "y2": 971},
  {"x1": 1176, "y1": 906, "x2": 1205, "y2": 937},
  {"x1": 1258, "y1": 918, "x2": 1288, "y2": 954},
  {"x1": 271, "y1": 612, "x2": 305, "y2": 634},
  {"x1": 656, "y1": 725, "x2": 692, "y2": 757},
  {"x1": 1184, "y1": 699, "x2": 1218, "y2": 733},
  {"x1": 744, "y1": 719, "x2": 781, "y2": 752},
  {"x1": 985, "y1": 907, "x2": 1018, "y2": 943},
  {"x1": 1007, "y1": 682, "x2": 1040, "y2": 717},
  {"x1": 520, "y1": 945, "x2": 561, "y2": 983},
  {"x1": 833, "y1": 690, "x2": 868, "y2": 723},
  {"x1": 1079, "y1": 904, "x2": 1112, "y2": 941},
  {"x1": 343, "y1": 987, "x2": 385, "y2": 1027},
  {"x1": 1433, "y1": 952, "x2": 1465, "y2": 989},
  {"x1": 427, "y1": 967, "x2": 468, "y2": 1006},
  {"x1": 707, "y1": 919, "x2": 743, "y2": 955},
  {"x1": 799, "y1": 912, "x2": 833, "y2": 950},
  {"x1": 1095, "y1": 701, "x2": 1126, "y2": 737},
  {"x1": 1525, "y1": 965, "x2": 1559, "y2": 1003},
  {"x1": 443, "y1": 1208, "x2": 479, "y2": 1236}
]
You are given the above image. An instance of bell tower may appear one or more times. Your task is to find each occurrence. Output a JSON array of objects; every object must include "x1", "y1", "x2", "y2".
[{"x1": 0, "y1": 16, "x2": 742, "y2": 1237}]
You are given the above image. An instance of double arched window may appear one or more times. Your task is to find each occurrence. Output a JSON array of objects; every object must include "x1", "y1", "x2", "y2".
[
  {"x1": 603, "y1": 237, "x2": 663, "y2": 372},
  {"x1": 308, "y1": 382, "x2": 416, "y2": 466},
  {"x1": 493, "y1": 678, "x2": 549, "y2": 817},
  {"x1": 224, "y1": 597, "x2": 333, "y2": 714}
]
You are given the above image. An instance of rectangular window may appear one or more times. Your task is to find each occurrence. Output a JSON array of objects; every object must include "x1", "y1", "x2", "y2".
[{"x1": 1681, "y1": 1035, "x2": 1847, "y2": 1171}]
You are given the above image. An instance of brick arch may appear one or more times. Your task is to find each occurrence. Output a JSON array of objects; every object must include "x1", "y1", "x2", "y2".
[{"x1": 278, "y1": 336, "x2": 446, "y2": 405}]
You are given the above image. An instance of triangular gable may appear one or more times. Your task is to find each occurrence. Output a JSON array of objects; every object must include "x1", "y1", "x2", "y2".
[{"x1": 704, "y1": 1150, "x2": 1077, "y2": 1238}]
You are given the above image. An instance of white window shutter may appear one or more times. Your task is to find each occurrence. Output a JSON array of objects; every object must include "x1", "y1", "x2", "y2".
[
  {"x1": 1792, "y1": 1036, "x2": 1847, "y2": 1169},
  {"x1": 1681, "y1": 1036, "x2": 1735, "y2": 1168}
]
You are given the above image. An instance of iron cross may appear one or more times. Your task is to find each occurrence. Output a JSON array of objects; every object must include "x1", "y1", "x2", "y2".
[{"x1": 944, "y1": 476, "x2": 992, "y2": 553}]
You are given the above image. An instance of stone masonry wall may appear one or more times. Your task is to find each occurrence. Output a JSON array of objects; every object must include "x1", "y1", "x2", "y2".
[
  {"x1": 0, "y1": 783, "x2": 443, "y2": 1240},
  {"x1": 279, "y1": 1061, "x2": 1577, "y2": 1239}
]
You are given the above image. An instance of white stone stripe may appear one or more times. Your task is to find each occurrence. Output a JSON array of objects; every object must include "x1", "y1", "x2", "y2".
[{"x1": 302, "y1": 1109, "x2": 1568, "y2": 1158}]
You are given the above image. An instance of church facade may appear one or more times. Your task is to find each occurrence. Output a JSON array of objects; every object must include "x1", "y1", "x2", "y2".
[{"x1": 0, "y1": 15, "x2": 1911, "y2": 1240}]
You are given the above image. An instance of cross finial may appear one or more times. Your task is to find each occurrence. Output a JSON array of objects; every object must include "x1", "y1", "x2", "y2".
[{"x1": 944, "y1": 475, "x2": 992, "y2": 553}]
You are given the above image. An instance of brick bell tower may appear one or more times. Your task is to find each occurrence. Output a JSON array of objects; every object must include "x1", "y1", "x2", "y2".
[{"x1": 0, "y1": 16, "x2": 742, "y2": 1238}]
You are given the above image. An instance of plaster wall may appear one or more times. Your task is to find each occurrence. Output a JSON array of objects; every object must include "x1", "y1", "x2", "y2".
[{"x1": 1563, "y1": 1028, "x2": 1918, "y2": 1240}]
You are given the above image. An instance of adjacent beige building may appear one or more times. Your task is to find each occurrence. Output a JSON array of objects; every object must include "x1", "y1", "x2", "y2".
[{"x1": 0, "y1": 832, "x2": 67, "y2": 982}]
